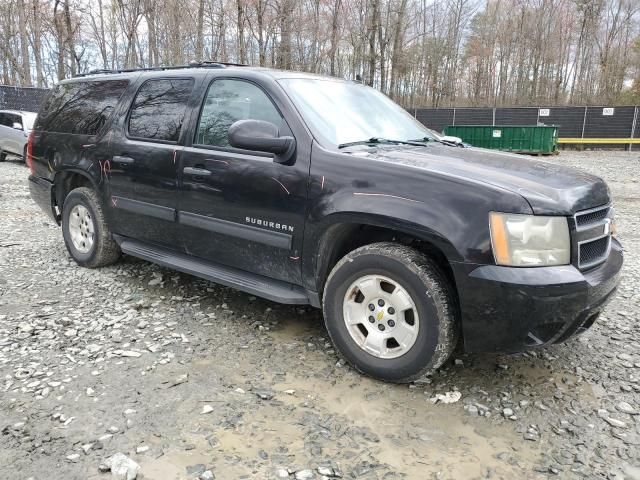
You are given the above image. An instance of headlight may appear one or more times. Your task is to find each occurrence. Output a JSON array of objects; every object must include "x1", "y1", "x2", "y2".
[{"x1": 489, "y1": 212, "x2": 570, "y2": 266}]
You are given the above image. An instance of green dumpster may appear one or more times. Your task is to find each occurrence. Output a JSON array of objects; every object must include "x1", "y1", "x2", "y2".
[{"x1": 443, "y1": 125, "x2": 558, "y2": 155}]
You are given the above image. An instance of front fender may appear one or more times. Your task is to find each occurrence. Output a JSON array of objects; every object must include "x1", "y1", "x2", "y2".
[{"x1": 302, "y1": 144, "x2": 532, "y2": 293}]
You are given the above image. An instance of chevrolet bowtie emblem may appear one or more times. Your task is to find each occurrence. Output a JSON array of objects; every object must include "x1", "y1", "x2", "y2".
[{"x1": 376, "y1": 311, "x2": 384, "y2": 321}]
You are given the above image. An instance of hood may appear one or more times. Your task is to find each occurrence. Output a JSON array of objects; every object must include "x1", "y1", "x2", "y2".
[{"x1": 357, "y1": 144, "x2": 609, "y2": 215}]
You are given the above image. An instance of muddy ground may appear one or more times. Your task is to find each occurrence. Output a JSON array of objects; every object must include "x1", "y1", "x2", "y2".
[{"x1": 1, "y1": 150, "x2": 639, "y2": 480}]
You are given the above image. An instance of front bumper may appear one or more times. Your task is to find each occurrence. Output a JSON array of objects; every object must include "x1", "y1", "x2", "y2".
[
  {"x1": 28, "y1": 175, "x2": 58, "y2": 223},
  {"x1": 453, "y1": 238, "x2": 623, "y2": 353}
]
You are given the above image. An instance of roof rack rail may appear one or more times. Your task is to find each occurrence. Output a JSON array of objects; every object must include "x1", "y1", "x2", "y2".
[{"x1": 74, "y1": 61, "x2": 249, "y2": 78}]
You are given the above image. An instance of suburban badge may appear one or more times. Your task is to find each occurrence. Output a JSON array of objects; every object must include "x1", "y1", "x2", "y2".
[{"x1": 246, "y1": 217, "x2": 294, "y2": 233}]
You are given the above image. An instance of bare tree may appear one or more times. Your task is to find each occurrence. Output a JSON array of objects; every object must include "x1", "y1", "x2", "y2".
[
  {"x1": 17, "y1": 0, "x2": 32, "y2": 85},
  {"x1": 1, "y1": 0, "x2": 638, "y2": 107}
]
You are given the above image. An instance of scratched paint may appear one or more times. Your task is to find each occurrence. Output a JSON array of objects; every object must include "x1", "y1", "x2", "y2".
[
  {"x1": 206, "y1": 159, "x2": 230, "y2": 166},
  {"x1": 270, "y1": 177, "x2": 291, "y2": 195},
  {"x1": 352, "y1": 192, "x2": 422, "y2": 204},
  {"x1": 98, "y1": 159, "x2": 112, "y2": 183}
]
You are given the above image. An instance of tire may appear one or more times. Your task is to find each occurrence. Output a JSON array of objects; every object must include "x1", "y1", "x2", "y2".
[
  {"x1": 323, "y1": 242, "x2": 458, "y2": 383},
  {"x1": 61, "y1": 187, "x2": 121, "y2": 268},
  {"x1": 0, "y1": 150, "x2": 6, "y2": 162},
  {"x1": 22, "y1": 145, "x2": 27, "y2": 163}
]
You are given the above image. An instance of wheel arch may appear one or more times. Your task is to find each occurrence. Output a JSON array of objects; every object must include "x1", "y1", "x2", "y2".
[
  {"x1": 53, "y1": 168, "x2": 100, "y2": 218},
  {"x1": 308, "y1": 214, "x2": 461, "y2": 304}
]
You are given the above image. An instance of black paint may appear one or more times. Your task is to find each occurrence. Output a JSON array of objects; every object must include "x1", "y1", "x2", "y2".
[{"x1": 28, "y1": 66, "x2": 623, "y2": 354}]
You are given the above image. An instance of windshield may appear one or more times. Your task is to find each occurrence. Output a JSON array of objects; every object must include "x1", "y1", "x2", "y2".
[{"x1": 279, "y1": 78, "x2": 438, "y2": 148}]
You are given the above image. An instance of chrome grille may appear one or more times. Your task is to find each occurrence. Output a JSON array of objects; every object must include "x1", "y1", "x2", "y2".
[
  {"x1": 575, "y1": 208, "x2": 609, "y2": 227},
  {"x1": 579, "y1": 236, "x2": 609, "y2": 265},
  {"x1": 574, "y1": 205, "x2": 612, "y2": 270}
]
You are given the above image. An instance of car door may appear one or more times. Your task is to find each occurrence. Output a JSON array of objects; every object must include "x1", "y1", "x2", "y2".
[
  {"x1": 0, "y1": 113, "x2": 7, "y2": 153},
  {"x1": 2, "y1": 113, "x2": 23, "y2": 155},
  {"x1": 107, "y1": 77, "x2": 198, "y2": 248},
  {"x1": 178, "y1": 76, "x2": 310, "y2": 284}
]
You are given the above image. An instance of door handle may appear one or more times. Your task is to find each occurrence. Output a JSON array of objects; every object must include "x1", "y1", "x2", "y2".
[
  {"x1": 183, "y1": 167, "x2": 212, "y2": 177},
  {"x1": 113, "y1": 155, "x2": 135, "y2": 165}
]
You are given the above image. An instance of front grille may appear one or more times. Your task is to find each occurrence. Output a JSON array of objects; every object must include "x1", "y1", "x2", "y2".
[
  {"x1": 579, "y1": 236, "x2": 609, "y2": 267},
  {"x1": 575, "y1": 207, "x2": 609, "y2": 227},
  {"x1": 574, "y1": 205, "x2": 612, "y2": 270}
]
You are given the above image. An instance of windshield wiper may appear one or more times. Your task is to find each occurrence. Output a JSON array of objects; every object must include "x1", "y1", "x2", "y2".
[
  {"x1": 411, "y1": 135, "x2": 466, "y2": 147},
  {"x1": 408, "y1": 136, "x2": 437, "y2": 143},
  {"x1": 338, "y1": 137, "x2": 426, "y2": 149}
]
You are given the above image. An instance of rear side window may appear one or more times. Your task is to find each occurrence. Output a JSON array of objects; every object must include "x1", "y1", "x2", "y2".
[
  {"x1": 0, "y1": 113, "x2": 19, "y2": 127},
  {"x1": 128, "y1": 79, "x2": 194, "y2": 142},
  {"x1": 36, "y1": 80, "x2": 128, "y2": 135},
  {"x1": 7, "y1": 114, "x2": 21, "y2": 127}
]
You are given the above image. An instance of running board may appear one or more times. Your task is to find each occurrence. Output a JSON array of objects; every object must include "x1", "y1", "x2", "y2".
[{"x1": 116, "y1": 237, "x2": 310, "y2": 305}]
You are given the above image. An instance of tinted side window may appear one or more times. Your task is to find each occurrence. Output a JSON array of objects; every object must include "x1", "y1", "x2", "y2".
[
  {"x1": 7, "y1": 114, "x2": 21, "y2": 127},
  {"x1": 195, "y1": 79, "x2": 283, "y2": 147},
  {"x1": 0, "y1": 113, "x2": 16, "y2": 127},
  {"x1": 128, "y1": 79, "x2": 194, "y2": 142},
  {"x1": 36, "y1": 80, "x2": 129, "y2": 135}
]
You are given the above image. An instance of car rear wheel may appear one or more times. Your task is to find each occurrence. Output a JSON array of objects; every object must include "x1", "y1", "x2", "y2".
[
  {"x1": 62, "y1": 187, "x2": 121, "y2": 268},
  {"x1": 323, "y1": 242, "x2": 458, "y2": 383}
]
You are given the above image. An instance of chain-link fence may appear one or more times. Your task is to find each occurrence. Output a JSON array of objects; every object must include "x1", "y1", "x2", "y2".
[
  {"x1": 413, "y1": 106, "x2": 640, "y2": 148},
  {"x1": 0, "y1": 85, "x2": 50, "y2": 113}
]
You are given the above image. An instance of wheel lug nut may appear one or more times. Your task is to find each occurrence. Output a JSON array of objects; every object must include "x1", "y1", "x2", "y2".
[
  {"x1": 368, "y1": 316, "x2": 375, "y2": 323},
  {"x1": 388, "y1": 320, "x2": 395, "y2": 327},
  {"x1": 368, "y1": 304, "x2": 375, "y2": 311},
  {"x1": 378, "y1": 324, "x2": 385, "y2": 331},
  {"x1": 388, "y1": 307, "x2": 395, "y2": 315},
  {"x1": 378, "y1": 299, "x2": 385, "y2": 307}
]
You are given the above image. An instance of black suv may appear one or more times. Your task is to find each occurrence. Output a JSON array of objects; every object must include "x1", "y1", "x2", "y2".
[{"x1": 27, "y1": 64, "x2": 623, "y2": 382}]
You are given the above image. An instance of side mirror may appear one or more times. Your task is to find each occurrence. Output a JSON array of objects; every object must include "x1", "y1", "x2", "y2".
[
  {"x1": 228, "y1": 119, "x2": 295, "y2": 162},
  {"x1": 13, "y1": 122, "x2": 23, "y2": 130}
]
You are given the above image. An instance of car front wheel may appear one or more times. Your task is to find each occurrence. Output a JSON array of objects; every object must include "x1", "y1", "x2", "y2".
[{"x1": 323, "y1": 242, "x2": 458, "y2": 383}]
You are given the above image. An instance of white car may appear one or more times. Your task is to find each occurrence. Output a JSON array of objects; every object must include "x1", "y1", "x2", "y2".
[{"x1": 0, "y1": 110, "x2": 37, "y2": 162}]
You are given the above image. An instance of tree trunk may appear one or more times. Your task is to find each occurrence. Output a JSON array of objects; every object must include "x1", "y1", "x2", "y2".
[
  {"x1": 53, "y1": 0, "x2": 66, "y2": 80},
  {"x1": 63, "y1": 0, "x2": 77, "y2": 76},
  {"x1": 278, "y1": 0, "x2": 293, "y2": 69},
  {"x1": 146, "y1": 0, "x2": 158, "y2": 66},
  {"x1": 389, "y1": 0, "x2": 407, "y2": 99},
  {"x1": 329, "y1": 0, "x2": 341, "y2": 76},
  {"x1": 237, "y1": 0, "x2": 245, "y2": 63},
  {"x1": 32, "y1": 0, "x2": 45, "y2": 86},
  {"x1": 195, "y1": 0, "x2": 204, "y2": 60},
  {"x1": 367, "y1": 0, "x2": 379, "y2": 86},
  {"x1": 17, "y1": 0, "x2": 31, "y2": 85},
  {"x1": 96, "y1": 0, "x2": 109, "y2": 68}
]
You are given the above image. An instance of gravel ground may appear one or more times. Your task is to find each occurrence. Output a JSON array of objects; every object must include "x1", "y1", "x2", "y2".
[{"x1": 0, "y1": 150, "x2": 639, "y2": 480}]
